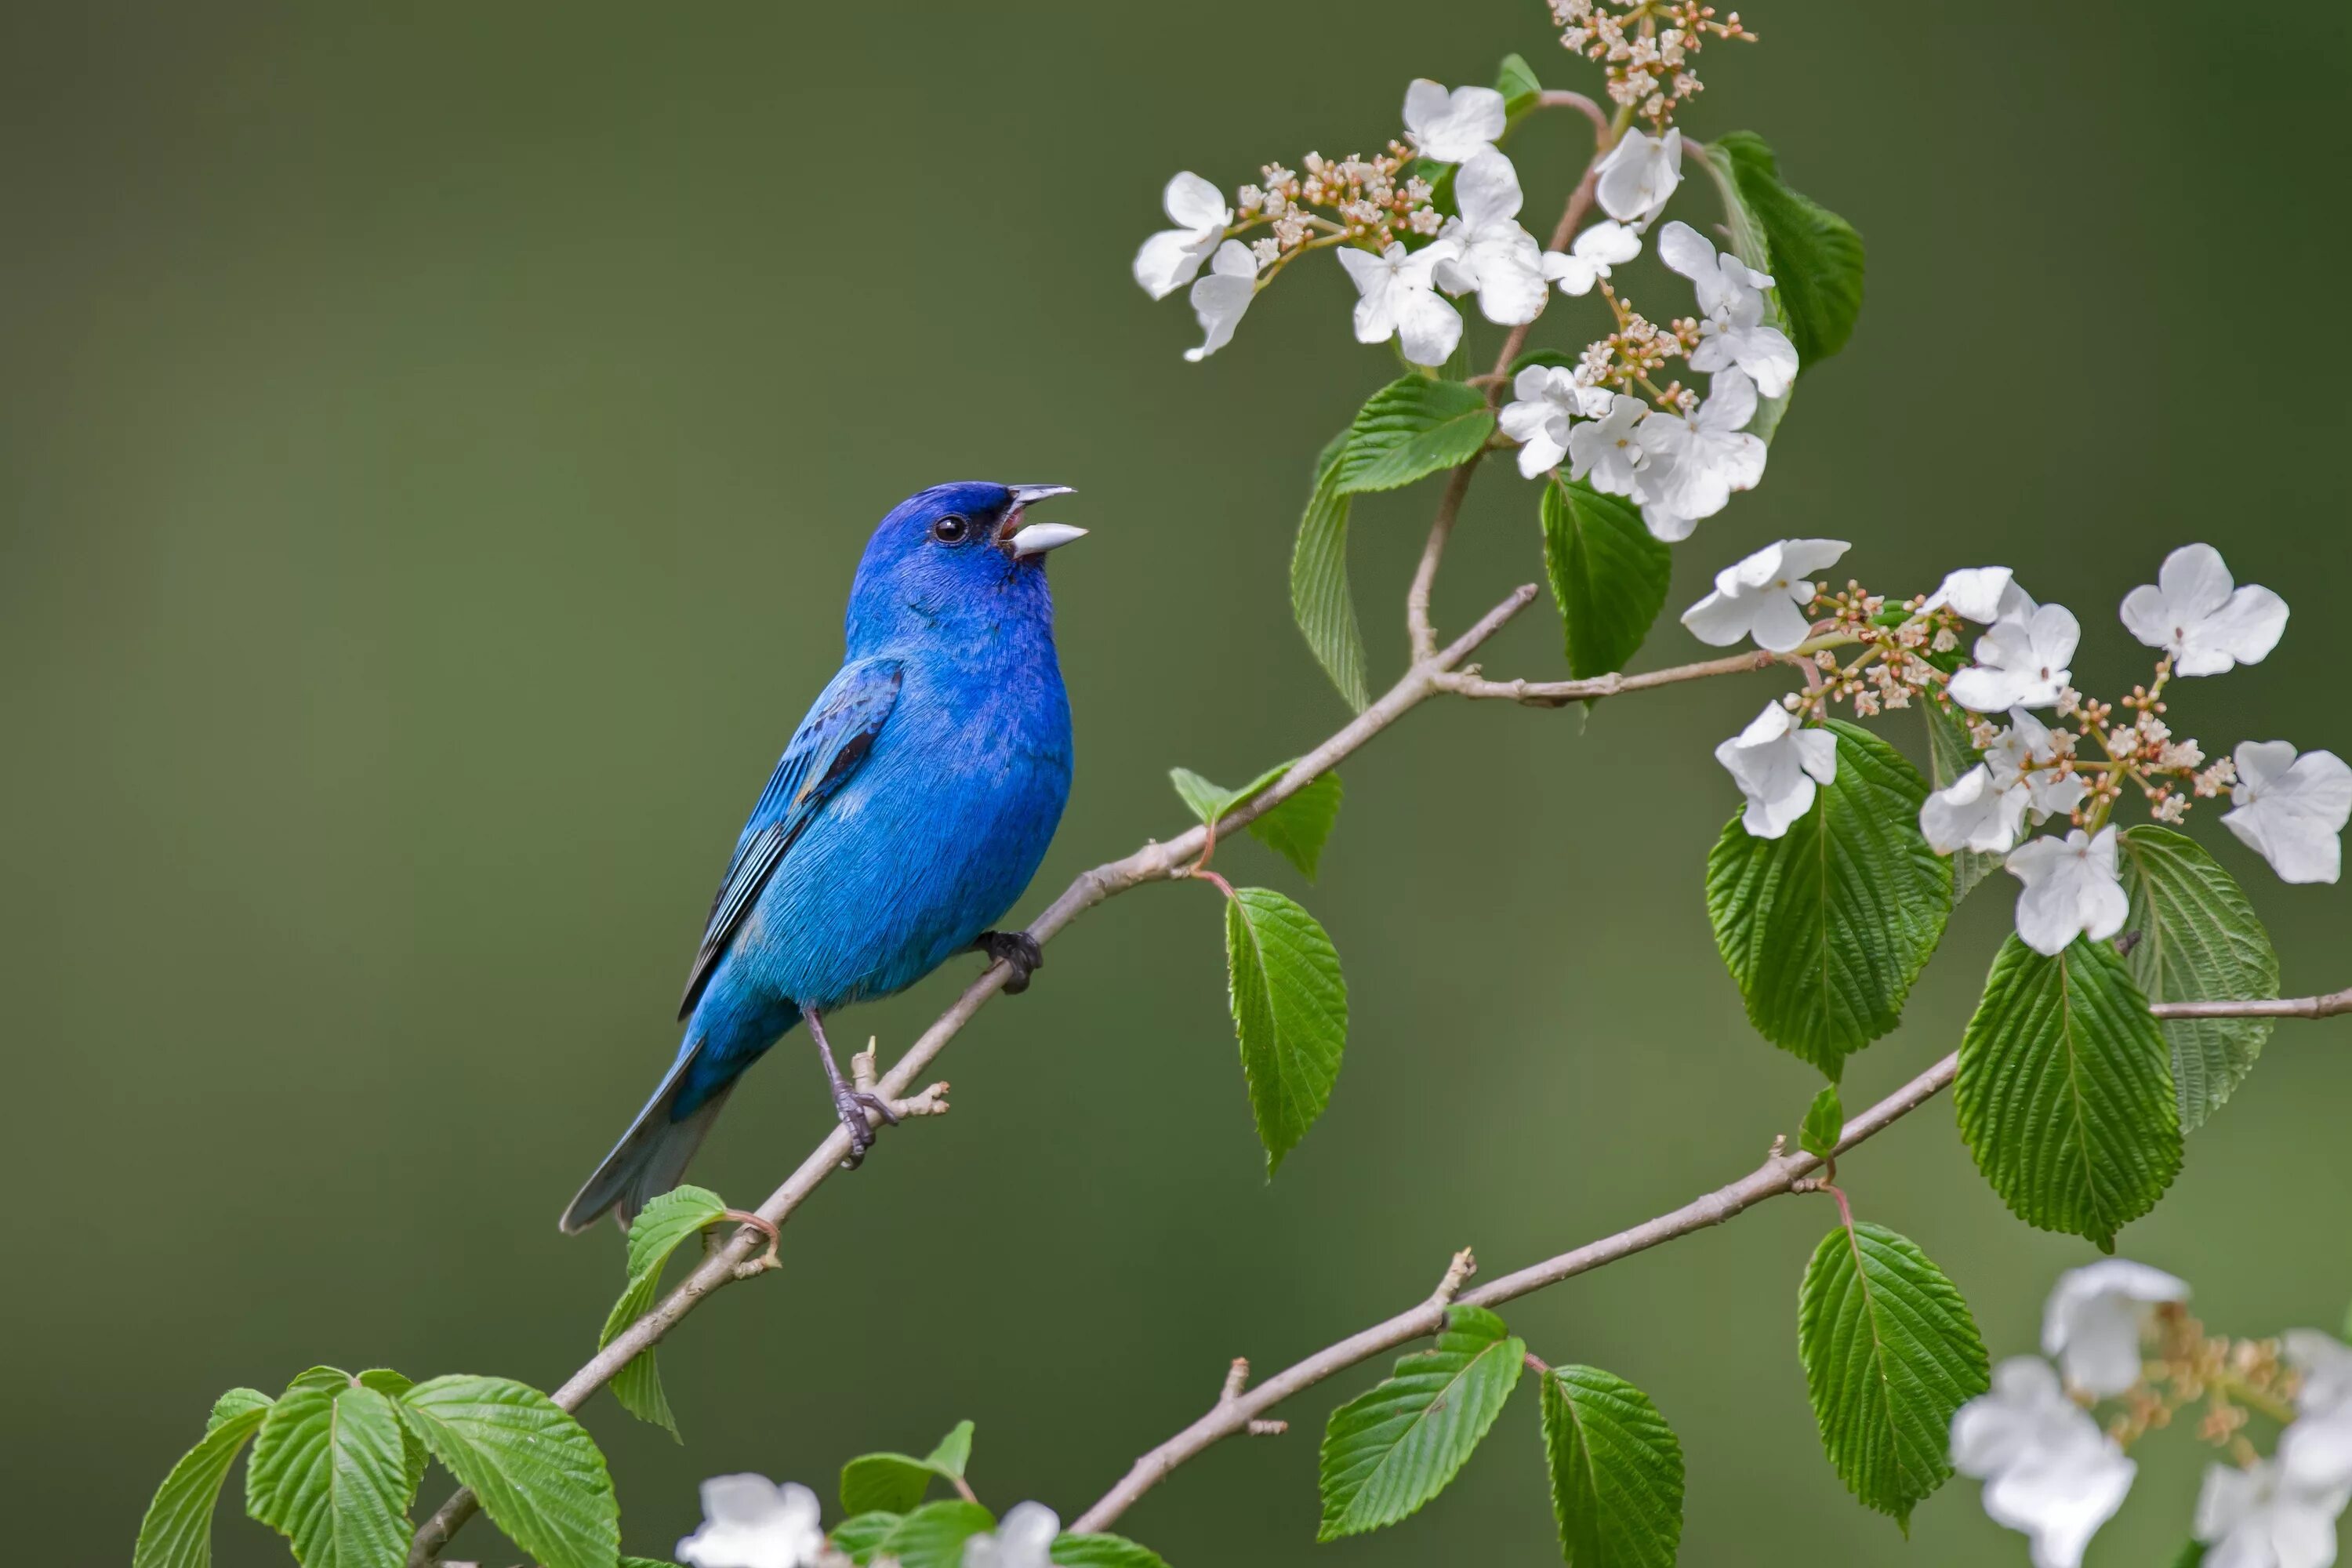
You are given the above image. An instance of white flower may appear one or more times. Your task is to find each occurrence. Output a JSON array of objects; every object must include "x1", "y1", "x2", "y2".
[
  {"x1": 2120, "y1": 543, "x2": 2289, "y2": 677},
  {"x1": 1715, "y1": 702, "x2": 1837, "y2": 839},
  {"x1": 1183, "y1": 241, "x2": 1256, "y2": 362},
  {"x1": 2222, "y1": 741, "x2": 2351, "y2": 885},
  {"x1": 1987, "y1": 708, "x2": 2091, "y2": 822},
  {"x1": 1926, "y1": 566, "x2": 2037, "y2": 625},
  {"x1": 2195, "y1": 1458, "x2": 2350, "y2": 1568},
  {"x1": 1541, "y1": 220, "x2": 1642, "y2": 296},
  {"x1": 1657, "y1": 220, "x2": 1800, "y2": 398},
  {"x1": 1922, "y1": 765, "x2": 2031, "y2": 856},
  {"x1": 1336, "y1": 239, "x2": 1465, "y2": 367},
  {"x1": 962, "y1": 1501, "x2": 1060, "y2": 1568},
  {"x1": 1133, "y1": 172, "x2": 1231, "y2": 300},
  {"x1": 1679, "y1": 537, "x2": 1849, "y2": 652},
  {"x1": 1499, "y1": 366, "x2": 1596, "y2": 477},
  {"x1": 1948, "y1": 603, "x2": 2081, "y2": 712},
  {"x1": 1566, "y1": 392, "x2": 1650, "y2": 495},
  {"x1": 1593, "y1": 128, "x2": 1682, "y2": 226},
  {"x1": 1632, "y1": 368, "x2": 1767, "y2": 541},
  {"x1": 2281, "y1": 1331, "x2": 2352, "y2": 1495},
  {"x1": 1402, "y1": 78, "x2": 1506, "y2": 163},
  {"x1": 677, "y1": 1476, "x2": 825, "y2": 1568},
  {"x1": 1432, "y1": 150, "x2": 1548, "y2": 325},
  {"x1": 2042, "y1": 1259, "x2": 2189, "y2": 1397},
  {"x1": 1952, "y1": 1357, "x2": 2137, "y2": 1568},
  {"x1": 2005, "y1": 826, "x2": 2127, "y2": 956}
]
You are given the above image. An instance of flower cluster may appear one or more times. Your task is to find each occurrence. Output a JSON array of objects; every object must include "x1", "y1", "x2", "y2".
[
  {"x1": 673, "y1": 1472, "x2": 1065, "y2": 1568},
  {"x1": 1549, "y1": 0, "x2": 1758, "y2": 127},
  {"x1": 1700, "y1": 539, "x2": 2347, "y2": 956},
  {"x1": 1953, "y1": 1261, "x2": 2352, "y2": 1568}
]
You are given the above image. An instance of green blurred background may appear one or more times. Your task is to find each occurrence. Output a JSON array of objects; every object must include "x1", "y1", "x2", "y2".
[{"x1": 5, "y1": 2, "x2": 2347, "y2": 1563}]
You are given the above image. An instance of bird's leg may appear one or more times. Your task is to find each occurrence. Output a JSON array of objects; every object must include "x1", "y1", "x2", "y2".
[
  {"x1": 806, "y1": 1007, "x2": 898, "y2": 1170},
  {"x1": 973, "y1": 930, "x2": 1044, "y2": 994}
]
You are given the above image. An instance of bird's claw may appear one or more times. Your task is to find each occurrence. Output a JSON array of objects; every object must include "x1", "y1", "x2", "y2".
[
  {"x1": 832, "y1": 1087, "x2": 898, "y2": 1170},
  {"x1": 976, "y1": 929, "x2": 1044, "y2": 995}
]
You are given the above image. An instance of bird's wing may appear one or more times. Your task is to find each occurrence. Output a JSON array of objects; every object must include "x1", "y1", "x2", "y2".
[{"x1": 677, "y1": 659, "x2": 905, "y2": 1018}]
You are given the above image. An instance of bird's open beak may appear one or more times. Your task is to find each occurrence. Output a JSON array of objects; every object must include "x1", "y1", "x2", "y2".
[{"x1": 1002, "y1": 484, "x2": 1086, "y2": 558}]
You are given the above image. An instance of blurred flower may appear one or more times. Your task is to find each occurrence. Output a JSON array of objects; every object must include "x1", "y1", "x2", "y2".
[
  {"x1": 1542, "y1": 220, "x2": 1642, "y2": 296},
  {"x1": 2222, "y1": 741, "x2": 2351, "y2": 884},
  {"x1": 1926, "y1": 566, "x2": 2036, "y2": 625},
  {"x1": 1337, "y1": 238, "x2": 1465, "y2": 366},
  {"x1": 963, "y1": 1501, "x2": 1060, "y2": 1568},
  {"x1": 2005, "y1": 826, "x2": 2126, "y2": 956},
  {"x1": 1183, "y1": 241, "x2": 1257, "y2": 362},
  {"x1": 1566, "y1": 391, "x2": 1650, "y2": 495},
  {"x1": 2194, "y1": 1457, "x2": 2350, "y2": 1568},
  {"x1": 677, "y1": 1475, "x2": 826, "y2": 1568},
  {"x1": 1951, "y1": 1357, "x2": 2136, "y2": 1568},
  {"x1": 1680, "y1": 537, "x2": 1849, "y2": 652},
  {"x1": 1949, "y1": 604, "x2": 2081, "y2": 712},
  {"x1": 1715, "y1": 702, "x2": 1837, "y2": 839},
  {"x1": 2042, "y1": 1259, "x2": 2187, "y2": 1396},
  {"x1": 1658, "y1": 220, "x2": 1799, "y2": 397},
  {"x1": 1499, "y1": 366, "x2": 1602, "y2": 477},
  {"x1": 1594, "y1": 127, "x2": 1682, "y2": 225},
  {"x1": 2120, "y1": 544, "x2": 2289, "y2": 677},
  {"x1": 1402, "y1": 78, "x2": 1506, "y2": 162},
  {"x1": 2281, "y1": 1331, "x2": 2352, "y2": 1494},
  {"x1": 1134, "y1": 172, "x2": 1232, "y2": 299},
  {"x1": 1432, "y1": 150, "x2": 1549, "y2": 325},
  {"x1": 1632, "y1": 368, "x2": 1767, "y2": 541}
]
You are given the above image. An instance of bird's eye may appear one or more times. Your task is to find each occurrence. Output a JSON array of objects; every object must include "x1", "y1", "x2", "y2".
[{"x1": 931, "y1": 514, "x2": 970, "y2": 544}]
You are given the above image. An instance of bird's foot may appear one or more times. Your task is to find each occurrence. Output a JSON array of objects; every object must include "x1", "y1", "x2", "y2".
[
  {"x1": 975, "y1": 929, "x2": 1044, "y2": 994},
  {"x1": 831, "y1": 1083, "x2": 899, "y2": 1170}
]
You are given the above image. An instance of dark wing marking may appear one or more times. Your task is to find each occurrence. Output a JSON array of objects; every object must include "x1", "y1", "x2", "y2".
[{"x1": 677, "y1": 659, "x2": 903, "y2": 1018}]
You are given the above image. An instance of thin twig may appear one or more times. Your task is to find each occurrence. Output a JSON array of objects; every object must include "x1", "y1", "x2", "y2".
[
  {"x1": 1537, "y1": 89, "x2": 1610, "y2": 134},
  {"x1": 1068, "y1": 985, "x2": 2349, "y2": 1532},
  {"x1": 1436, "y1": 646, "x2": 1795, "y2": 706}
]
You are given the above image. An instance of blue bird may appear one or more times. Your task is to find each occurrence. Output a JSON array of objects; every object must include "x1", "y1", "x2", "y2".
[{"x1": 561, "y1": 481, "x2": 1084, "y2": 1233}]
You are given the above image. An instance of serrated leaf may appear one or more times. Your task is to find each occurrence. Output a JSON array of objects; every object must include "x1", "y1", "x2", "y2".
[
  {"x1": 1540, "y1": 1364, "x2": 1685, "y2": 1568},
  {"x1": 1051, "y1": 1534, "x2": 1169, "y2": 1568},
  {"x1": 1497, "y1": 53, "x2": 1543, "y2": 121},
  {"x1": 1922, "y1": 699, "x2": 2002, "y2": 902},
  {"x1": 1225, "y1": 887, "x2": 1348, "y2": 1175},
  {"x1": 2116, "y1": 826, "x2": 2280, "y2": 1132},
  {"x1": 1800, "y1": 1084, "x2": 1844, "y2": 1159},
  {"x1": 1705, "y1": 722, "x2": 1952, "y2": 1077},
  {"x1": 1249, "y1": 772, "x2": 1341, "y2": 880},
  {"x1": 1955, "y1": 936, "x2": 2182, "y2": 1249},
  {"x1": 875, "y1": 1500, "x2": 995, "y2": 1568},
  {"x1": 828, "y1": 1512, "x2": 902, "y2": 1566},
  {"x1": 599, "y1": 1183, "x2": 730, "y2": 1438},
  {"x1": 1541, "y1": 477, "x2": 1671, "y2": 681},
  {"x1": 1291, "y1": 468, "x2": 1368, "y2": 711},
  {"x1": 136, "y1": 1396, "x2": 272, "y2": 1568},
  {"x1": 1334, "y1": 377, "x2": 1494, "y2": 494},
  {"x1": 1318, "y1": 1304, "x2": 1526, "y2": 1539},
  {"x1": 1797, "y1": 1222, "x2": 1990, "y2": 1527},
  {"x1": 395, "y1": 1374, "x2": 619, "y2": 1568},
  {"x1": 1709, "y1": 132, "x2": 1865, "y2": 369},
  {"x1": 246, "y1": 1381, "x2": 417, "y2": 1568}
]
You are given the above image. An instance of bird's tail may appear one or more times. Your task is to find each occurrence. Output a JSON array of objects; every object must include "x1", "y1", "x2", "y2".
[{"x1": 559, "y1": 1044, "x2": 739, "y2": 1234}]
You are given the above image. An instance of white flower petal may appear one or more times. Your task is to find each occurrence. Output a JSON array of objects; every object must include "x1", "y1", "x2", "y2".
[
  {"x1": 1402, "y1": 79, "x2": 1507, "y2": 163},
  {"x1": 678, "y1": 1476, "x2": 826, "y2": 1568},
  {"x1": 1715, "y1": 703, "x2": 1836, "y2": 838},
  {"x1": 1593, "y1": 129, "x2": 1682, "y2": 224},
  {"x1": 2042, "y1": 1260, "x2": 2187, "y2": 1396},
  {"x1": 2120, "y1": 544, "x2": 2289, "y2": 676},
  {"x1": 1954, "y1": 1357, "x2": 2136, "y2": 1568},
  {"x1": 1922, "y1": 765, "x2": 2028, "y2": 855},
  {"x1": 1162, "y1": 170, "x2": 1230, "y2": 231},
  {"x1": 2006, "y1": 827, "x2": 2127, "y2": 956},
  {"x1": 2223, "y1": 742, "x2": 2352, "y2": 884},
  {"x1": 1453, "y1": 147, "x2": 1524, "y2": 227},
  {"x1": 1928, "y1": 567, "x2": 2035, "y2": 625}
]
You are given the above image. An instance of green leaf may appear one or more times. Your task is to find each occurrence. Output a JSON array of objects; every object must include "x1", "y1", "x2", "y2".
[
  {"x1": 1955, "y1": 936, "x2": 2182, "y2": 1249},
  {"x1": 839, "y1": 1421, "x2": 974, "y2": 1516},
  {"x1": 875, "y1": 1500, "x2": 995, "y2": 1568},
  {"x1": 136, "y1": 1396, "x2": 272, "y2": 1568},
  {"x1": 1168, "y1": 766, "x2": 1247, "y2": 826},
  {"x1": 1225, "y1": 887, "x2": 1348, "y2": 1175},
  {"x1": 245, "y1": 1382, "x2": 418, "y2": 1568},
  {"x1": 1922, "y1": 699, "x2": 2002, "y2": 902},
  {"x1": 1705, "y1": 722, "x2": 1952, "y2": 1077},
  {"x1": 2172, "y1": 1544, "x2": 2208, "y2": 1568},
  {"x1": 621, "y1": 1559, "x2": 683, "y2": 1568},
  {"x1": 1250, "y1": 772, "x2": 1342, "y2": 880},
  {"x1": 1541, "y1": 477, "x2": 1671, "y2": 681},
  {"x1": 1334, "y1": 377, "x2": 1494, "y2": 494},
  {"x1": 1510, "y1": 348, "x2": 1577, "y2": 376},
  {"x1": 1708, "y1": 132, "x2": 1866, "y2": 369},
  {"x1": 1052, "y1": 1534, "x2": 1171, "y2": 1568},
  {"x1": 1291, "y1": 467, "x2": 1369, "y2": 712},
  {"x1": 1539, "y1": 1365, "x2": 1685, "y2": 1568},
  {"x1": 2116, "y1": 826, "x2": 2280, "y2": 1132},
  {"x1": 599, "y1": 1183, "x2": 731, "y2": 1438},
  {"x1": 922, "y1": 1418, "x2": 974, "y2": 1477},
  {"x1": 1497, "y1": 53, "x2": 1544, "y2": 122},
  {"x1": 394, "y1": 1374, "x2": 619, "y2": 1568},
  {"x1": 1799, "y1": 1084, "x2": 1844, "y2": 1159},
  {"x1": 1796, "y1": 1222, "x2": 1991, "y2": 1527},
  {"x1": 1318, "y1": 1304, "x2": 1526, "y2": 1539},
  {"x1": 828, "y1": 1512, "x2": 902, "y2": 1566}
]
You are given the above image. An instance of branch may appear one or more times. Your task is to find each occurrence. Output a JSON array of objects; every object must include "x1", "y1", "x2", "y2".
[
  {"x1": 1068, "y1": 985, "x2": 2350, "y2": 1532},
  {"x1": 1436, "y1": 646, "x2": 1798, "y2": 706},
  {"x1": 1537, "y1": 89, "x2": 1610, "y2": 135}
]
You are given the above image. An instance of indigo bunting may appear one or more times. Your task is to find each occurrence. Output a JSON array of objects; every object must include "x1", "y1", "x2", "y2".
[{"x1": 561, "y1": 482, "x2": 1084, "y2": 1232}]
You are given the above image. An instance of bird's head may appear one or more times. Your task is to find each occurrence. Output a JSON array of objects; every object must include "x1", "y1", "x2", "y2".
[{"x1": 844, "y1": 481, "x2": 1085, "y2": 651}]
